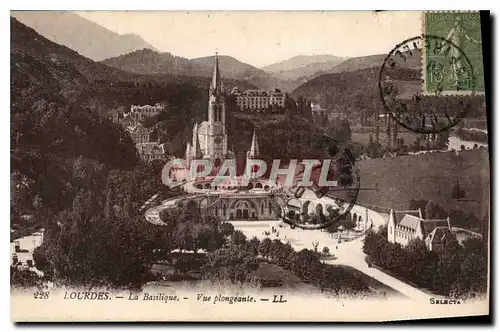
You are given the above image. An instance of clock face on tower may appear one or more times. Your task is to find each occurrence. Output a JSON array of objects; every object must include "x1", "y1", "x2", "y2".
[{"x1": 214, "y1": 136, "x2": 222, "y2": 145}]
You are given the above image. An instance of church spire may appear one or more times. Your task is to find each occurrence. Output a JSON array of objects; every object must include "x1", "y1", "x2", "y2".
[
  {"x1": 248, "y1": 127, "x2": 259, "y2": 159},
  {"x1": 193, "y1": 123, "x2": 203, "y2": 159},
  {"x1": 210, "y1": 52, "x2": 221, "y2": 96}
]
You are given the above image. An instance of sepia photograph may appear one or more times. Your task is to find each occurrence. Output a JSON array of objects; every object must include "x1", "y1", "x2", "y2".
[{"x1": 9, "y1": 10, "x2": 490, "y2": 322}]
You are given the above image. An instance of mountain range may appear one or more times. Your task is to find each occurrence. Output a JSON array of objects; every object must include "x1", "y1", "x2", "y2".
[
  {"x1": 10, "y1": 10, "x2": 423, "y2": 111},
  {"x1": 12, "y1": 11, "x2": 410, "y2": 93},
  {"x1": 261, "y1": 55, "x2": 348, "y2": 80},
  {"x1": 101, "y1": 49, "x2": 282, "y2": 91},
  {"x1": 11, "y1": 11, "x2": 158, "y2": 61},
  {"x1": 10, "y1": 16, "x2": 256, "y2": 117}
]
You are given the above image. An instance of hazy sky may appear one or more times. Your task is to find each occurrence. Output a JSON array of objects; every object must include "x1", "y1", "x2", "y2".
[{"x1": 76, "y1": 11, "x2": 422, "y2": 68}]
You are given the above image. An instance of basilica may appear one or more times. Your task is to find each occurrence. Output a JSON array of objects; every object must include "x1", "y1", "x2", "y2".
[
  {"x1": 176, "y1": 53, "x2": 281, "y2": 222},
  {"x1": 184, "y1": 52, "x2": 257, "y2": 169}
]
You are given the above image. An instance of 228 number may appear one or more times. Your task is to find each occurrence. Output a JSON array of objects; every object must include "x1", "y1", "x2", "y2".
[{"x1": 34, "y1": 290, "x2": 50, "y2": 300}]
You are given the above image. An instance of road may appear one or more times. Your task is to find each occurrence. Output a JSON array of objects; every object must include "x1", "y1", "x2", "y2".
[{"x1": 331, "y1": 236, "x2": 434, "y2": 301}]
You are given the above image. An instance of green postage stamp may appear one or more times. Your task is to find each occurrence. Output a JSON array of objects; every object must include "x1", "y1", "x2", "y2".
[{"x1": 423, "y1": 11, "x2": 484, "y2": 95}]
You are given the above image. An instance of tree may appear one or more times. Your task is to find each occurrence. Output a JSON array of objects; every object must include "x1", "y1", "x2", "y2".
[
  {"x1": 405, "y1": 238, "x2": 429, "y2": 282},
  {"x1": 291, "y1": 249, "x2": 323, "y2": 283},
  {"x1": 245, "y1": 237, "x2": 261, "y2": 256},
  {"x1": 434, "y1": 241, "x2": 462, "y2": 294},
  {"x1": 173, "y1": 222, "x2": 195, "y2": 252},
  {"x1": 270, "y1": 241, "x2": 294, "y2": 268},
  {"x1": 451, "y1": 179, "x2": 465, "y2": 200},
  {"x1": 219, "y1": 222, "x2": 235, "y2": 237},
  {"x1": 424, "y1": 200, "x2": 447, "y2": 219},
  {"x1": 230, "y1": 230, "x2": 247, "y2": 247},
  {"x1": 341, "y1": 215, "x2": 356, "y2": 236},
  {"x1": 454, "y1": 239, "x2": 488, "y2": 296},
  {"x1": 174, "y1": 254, "x2": 192, "y2": 274},
  {"x1": 193, "y1": 224, "x2": 221, "y2": 252},
  {"x1": 392, "y1": 120, "x2": 399, "y2": 148},
  {"x1": 362, "y1": 227, "x2": 388, "y2": 265},
  {"x1": 386, "y1": 117, "x2": 392, "y2": 148},
  {"x1": 202, "y1": 245, "x2": 259, "y2": 284},
  {"x1": 337, "y1": 150, "x2": 355, "y2": 187},
  {"x1": 258, "y1": 238, "x2": 273, "y2": 260},
  {"x1": 436, "y1": 129, "x2": 450, "y2": 150},
  {"x1": 411, "y1": 136, "x2": 422, "y2": 152},
  {"x1": 320, "y1": 111, "x2": 330, "y2": 127},
  {"x1": 341, "y1": 119, "x2": 352, "y2": 141},
  {"x1": 365, "y1": 133, "x2": 383, "y2": 158},
  {"x1": 330, "y1": 119, "x2": 352, "y2": 142},
  {"x1": 35, "y1": 213, "x2": 155, "y2": 287},
  {"x1": 10, "y1": 267, "x2": 44, "y2": 288}
]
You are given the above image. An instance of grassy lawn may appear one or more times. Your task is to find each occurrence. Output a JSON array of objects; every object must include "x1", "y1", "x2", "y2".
[
  {"x1": 328, "y1": 264, "x2": 402, "y2": 298},
  {"x1": 355, "y1": 149, "x2": 490, "y2": 226},
  {"x1": 251, "y1": 261, "x2": 312, "y2": 290},
  {"x1": 255, "y1": 261, "x2": 397, "y2": 297}
]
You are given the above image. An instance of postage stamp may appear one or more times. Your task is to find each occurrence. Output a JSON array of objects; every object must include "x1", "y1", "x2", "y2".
[
  {"x1": 422, "y1": 11, "x2": 484, "y2": 95},
  {"x1": 379, "y1": 35, "x2": 474, "y2": 134}
]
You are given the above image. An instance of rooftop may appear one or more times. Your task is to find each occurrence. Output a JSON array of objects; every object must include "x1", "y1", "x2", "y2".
[
  {"x1": 136, "y1": 142, "x2": 165, "y2": 155},
  {"x1": 398, "y1": 214, "x2": 421, "y2": 231},
  {"x1": 427, "y1": 227, "x2": 457, "y2": 244},
  {"x1": 421, "y1": 219, "x2": 450, "y2": 237}
]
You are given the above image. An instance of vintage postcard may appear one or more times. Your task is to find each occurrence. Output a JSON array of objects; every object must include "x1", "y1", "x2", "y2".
[{"x1": 10, "y1": 10, "x2": 490, "y2": 322}]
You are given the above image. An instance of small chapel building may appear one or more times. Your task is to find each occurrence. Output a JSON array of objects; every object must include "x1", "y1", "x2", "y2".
[{"x1": 387, "y1": 208, "x2": 458, "y2": 252}]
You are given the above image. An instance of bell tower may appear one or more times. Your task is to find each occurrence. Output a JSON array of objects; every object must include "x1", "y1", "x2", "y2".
[{"x1": 206, "y1": 52, "x2": 228, "y2": 165}]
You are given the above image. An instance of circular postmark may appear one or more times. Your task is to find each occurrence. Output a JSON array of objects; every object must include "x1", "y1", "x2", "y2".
[
  {"x1": 269, "y1": 136, "x2": 360, "y2": 230},
  {"x1": 378, "y1": 34, "x2": 478, "y2": 134}
]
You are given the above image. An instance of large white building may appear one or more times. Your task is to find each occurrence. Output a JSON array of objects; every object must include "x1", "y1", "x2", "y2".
[
  {"x1": 129, "y1": 104, "x2": 164, "y2": 122},
  {"x1": 231, "y1": 87, "x2": 285, "y2": 112},
  {"x1": 387, "y1": 208, "x2": 457, "y2": 252},
  {"x1": 111, "y1": 103, "x2": 164, "y2": 128}
]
